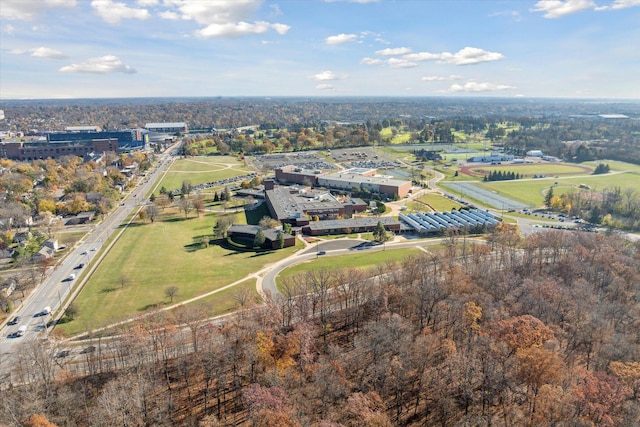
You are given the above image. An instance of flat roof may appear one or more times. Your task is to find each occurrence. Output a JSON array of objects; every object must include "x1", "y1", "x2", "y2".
[
  {"x1": 267, "y1": 187, "x2": 344, "y2": 219},
  {"x1": 320, "y1": 172, "x2": 410, "y2": 187},
  {"x1": 304, "y1": 217, "x2": 400, "y2": 231},
  {"x1": 145, "y1": 122, "x2": 187, "y2": 128}
]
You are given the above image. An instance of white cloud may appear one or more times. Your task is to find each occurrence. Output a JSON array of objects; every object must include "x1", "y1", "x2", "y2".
[
  {"x1": 91, "y1": 0, "x2": 150, "y2": 24},
  {"x1": 404, "y1": 52, "x2": 442, "y2": 61},
  {"x1": 442, "y1": 47, "x2": 504, "y2": 65},
  {"x1": 404, "y1": 47, "x2": 504, "y2": 65},
  {"x1": 168, "y1": 0, "x2": 290, "y2": 38},
  {"x1": 30, "y1": 47, "x2": 67, "y2": 59},
  {"x1": 1, "y1": 0, "x2": 76, "y2": 21},
  {"x1": 360, "y1": 57, "x2": 383, "y2": 65},
  {"x1": 59, "y1": 55, "x2": 136, "y2": 74},
  {"x1": 316, "y1": 84, "x2": 335, "y2": 91},
  {"x1": 599, "y1": 0, "x2": 640, "y2": 9},
  {"x1": 137, "y1": 0, "x2": 158, "y2": 5},
  {"x1": 325, "y1": 33, "x2": 358, "y2": 45},
  {"x1": 448, "y1": 81, "x2": 515, "y2": 92},
  {"x1": 4, "y1": 24, "x2": 17, "y2": 34},
  {"x1": 375, "y1": 47, "x2": 412, "y2": 56},
  {"x1": 531, "y1": 0, "x2": 597, "y2": 18},
  {"x1": 311, "y1": 70, "x2": 348, "y2": 81},
  {"x1": 9, "y1": 49, "x2": 26, "y2": 55},
  {"x1": 387, "y1": 58, "x2": 417, "y2": 68},
  {"x1": 159, "y1": 10, "x2": 180, "y2": 20},
  {"x1": 196, "y1": 21, "x2": 290, "y2": 38},
  {"x1": 421, "y1": 75, "x2": 462, "y2": 81}
]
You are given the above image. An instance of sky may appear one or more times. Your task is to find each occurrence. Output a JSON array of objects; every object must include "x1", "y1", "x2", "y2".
[{"x1": 1, "y1": 0, "x2": 639, "y2": 100}]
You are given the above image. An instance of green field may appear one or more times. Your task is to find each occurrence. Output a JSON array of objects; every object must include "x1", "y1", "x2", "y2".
[
  {"x1": 157, "y1": 156, "x2": 251, "y2": 193},
  {"x1": 276, "y1": 247, "x2": 419, "y2": 290},
  {"x1": 469, "y1": 169, "x2": 640, "y2": 206},
  {"x1": 57, "y1": 208, "x2": 302, "y2": 337},
  {"x1": 406, "y1": 193, "x2": 462, "y2": 212},
  {"x1": 462, "y1": 162, "x2": 592, "y2": 178}
]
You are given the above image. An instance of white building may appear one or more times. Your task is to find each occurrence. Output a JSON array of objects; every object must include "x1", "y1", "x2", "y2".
[{"x1": 526, "y1": 150, "x2": 544, "y2": 157}]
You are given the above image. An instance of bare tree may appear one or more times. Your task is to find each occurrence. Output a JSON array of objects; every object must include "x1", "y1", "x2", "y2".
[
  {"x1": 165, "y1": 285, "x2": 179, "y2": 303},
  {"x1": 145, "y1": 204, "x2": 160, "y2": 223},
  {"x1": 177, "y1": 197, "x2": 193, "y2": 218}
]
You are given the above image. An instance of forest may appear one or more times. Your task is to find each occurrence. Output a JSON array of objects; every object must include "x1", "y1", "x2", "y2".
[{"x1": 2, "y1": 228, "x2": 639, "y2": 426}]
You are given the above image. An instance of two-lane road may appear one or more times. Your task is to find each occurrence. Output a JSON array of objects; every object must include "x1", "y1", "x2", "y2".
[{"x1": 0, "y1": 145, "x2": 179, "y2": 375}]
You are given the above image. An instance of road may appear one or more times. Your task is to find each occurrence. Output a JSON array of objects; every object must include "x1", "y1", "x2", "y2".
[
  {"x1": 258, "y1": 236, "x2": 484, "y2": 299},
  {"x1": 0, "y1": 144, "x2": 180, "y2": 375}
]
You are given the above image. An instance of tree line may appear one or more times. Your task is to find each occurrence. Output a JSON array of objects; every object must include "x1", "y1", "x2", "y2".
[{"x1": 2, "y1": 228, "x2": 639, "y2": 426}]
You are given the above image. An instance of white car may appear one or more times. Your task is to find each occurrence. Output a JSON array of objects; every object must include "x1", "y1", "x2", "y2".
[{"x1": 68, "y1": 273, "x2": 76, "y2": 280}]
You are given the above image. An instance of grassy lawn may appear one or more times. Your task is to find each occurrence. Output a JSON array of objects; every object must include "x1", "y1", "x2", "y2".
[
  {"x1": 276, "y1": 247, "x2": 419, "y2": 289},
  {"x1": 56, "y1": 207, "x2": 303, "y2": 337},
  {"x1": 472, "y1": 169, "x2": 640, "y2": 206},
  {"x1": 463, "y1": 162, "x2": 591, "y2": 178},
  {"x1": 407, "y1": 193, "x2": 463, "y2": 212},
  {"x1": 191, "y1": 278, "x2": 262, "y2": 317},
  {"x1": 157, "y1": 156, "x2": 251, "y2": 192}
]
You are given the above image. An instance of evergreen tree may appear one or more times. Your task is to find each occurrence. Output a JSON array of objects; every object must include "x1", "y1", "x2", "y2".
[{"x1": 544, "y1": 186, "x2": 554, "y2": 208}]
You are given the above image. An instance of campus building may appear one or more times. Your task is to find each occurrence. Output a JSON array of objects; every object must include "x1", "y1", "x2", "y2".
[
  {"x1": 227, "y1": 224, "x2": 295, "y2": 249},
  {"x1": 0, "y1": 138, "x2": 119, "y2": 161},
  {"x1": 47, "y1": 129, "x2": 148, "y2": 151},
  {"x1": 301, "y1": 217, "x2": 402, "y2": 236},
  {"x1": 145, "y1": 122, "x2": 188, "y2": 133},
  {"x1": 265, "y1": 185, "x2": 367, "y2": 226},
  {"x1": 275, "y1": 165, "x2": 411, "y2": 198}
]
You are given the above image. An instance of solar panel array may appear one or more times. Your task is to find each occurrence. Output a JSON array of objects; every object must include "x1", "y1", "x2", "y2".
[{"x1": 399, "y1": 209, "x2": 500, "y2": 234}]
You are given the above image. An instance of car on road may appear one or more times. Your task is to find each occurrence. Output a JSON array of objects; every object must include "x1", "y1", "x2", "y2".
[
  {"x1": 317, "y1": 250, "x2": 326, "y2": 255},
  {"x1": 80, "y1": 250, "x2": 88, "y2": 255},
  {"x1": 74, "y1": 263, "x2": 85, "y2": 269},
  {"x1": 67, "y1": 273, "x2": 76, "y2": 281},
  {"x1": 41, "y1": 306, "x2": 51, "y2": 315},
  {"x1": 90, "y1": 247, "x2": 97, "y2": 251},
  {"x1": 14, "y1": 325, "x2": 27, "y2": 337},
  {"x1": 8, "y1": 316, "x2": 20, "y2": 325}
]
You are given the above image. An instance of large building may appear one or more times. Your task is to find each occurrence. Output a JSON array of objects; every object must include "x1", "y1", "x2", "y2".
[
  {"x1": 319, "y1": 168, "x2": 412, "y2": 198},
  {"x1": 145, "y1": 122, "x2": 188, "y2": 133},
  {"x1": 265, "y1": 185, "x2": 367, "y2": 226},
  {"x1": 0, "y1": 138, "x2": 119, "y2": 161},
  {"x1": 48, "y1": 129, "x2": 147, "y2": 151},
  {"x1": 275, "y1": 165, "x2": 411, "y2": 198}
]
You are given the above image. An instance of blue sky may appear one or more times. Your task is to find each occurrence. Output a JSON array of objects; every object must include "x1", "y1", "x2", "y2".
[{"x1": 1, "y1": 0, "x2": 639, "y2": 99}]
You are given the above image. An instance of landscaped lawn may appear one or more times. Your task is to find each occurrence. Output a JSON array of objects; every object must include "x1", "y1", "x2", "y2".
[
  {"x1": 276, "y1": 247, "x2": 419, "y2": 290},
  {"x1": 408, "y1": 193, "x2": 463, "y2": 212},
  {"x1": 157, "y1": 156, "x2": 251, "y2": 193},
  {"x1": 57, "y1": 207, "x2": 302, "y2": 337}
]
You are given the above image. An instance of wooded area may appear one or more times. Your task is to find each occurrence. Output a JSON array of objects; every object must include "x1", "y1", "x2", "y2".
[{"x1": 2, "y1": 228, "x2": 639, "y2": 426}]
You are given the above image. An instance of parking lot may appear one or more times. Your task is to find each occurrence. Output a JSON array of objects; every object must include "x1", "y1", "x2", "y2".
[{"x1": 252, "y1": 152, "x2": 335, "y2": 171}]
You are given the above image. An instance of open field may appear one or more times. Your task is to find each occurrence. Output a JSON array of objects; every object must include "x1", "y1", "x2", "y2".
[
  {"x1": 460, "y1": 162, "x2": 592, "y2": 178},
  {"x1": 157, "y1": 156, "x2": 251, "y2": 192},
  {"x1": 56, "y1": 208, "x2": 302, "y2": 337},
  {"x1": 276, "y1": 247, "x2": 419, "y2": 289},
  {"x1": 407, "y1": 193, "x2": 463, "y2": 212},
  {"x1": 192, "y1": 278, "x2": 262, "y2": 316},
  {"x1": 466, "y1": 169, "x2": 640, "y2": 207}
]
